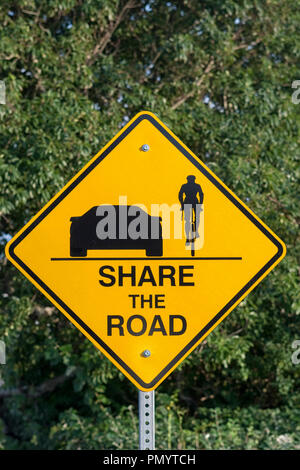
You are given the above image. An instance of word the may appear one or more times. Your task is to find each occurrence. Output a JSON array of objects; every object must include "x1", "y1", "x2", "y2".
[{"x1": 128, "y1": 294, "x2": 165, "y2": 308}]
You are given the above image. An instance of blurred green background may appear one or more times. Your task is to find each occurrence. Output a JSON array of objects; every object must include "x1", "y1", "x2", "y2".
[{"x1": 0, "y1": 0, "x2": 299, "y2": 450}]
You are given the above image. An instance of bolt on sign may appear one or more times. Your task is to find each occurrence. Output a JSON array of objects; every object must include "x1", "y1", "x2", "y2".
[{"x1": 5, "y1": 112, "x2": 286, "y2": 391}]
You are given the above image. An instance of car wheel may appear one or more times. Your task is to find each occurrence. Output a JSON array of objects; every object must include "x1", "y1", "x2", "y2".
[
  {"x1": 146, "y1": 243, "x2": 163, "y2": 257},
  {"x1": 70, "y1": 247, "x2": 87, "y2": 257}
]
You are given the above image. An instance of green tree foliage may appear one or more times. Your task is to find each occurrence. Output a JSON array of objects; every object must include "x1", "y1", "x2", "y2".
[{"x1": 0, "y1": 0, "x2": 299, "y2": 449}]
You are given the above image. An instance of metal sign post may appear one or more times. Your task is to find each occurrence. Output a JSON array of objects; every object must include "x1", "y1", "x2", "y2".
[{"x1": 139, "y1": 390, "x2": 155, "y2": 450}]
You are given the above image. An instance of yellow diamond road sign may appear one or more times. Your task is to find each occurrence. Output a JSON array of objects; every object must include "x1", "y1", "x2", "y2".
[{"x1": 5, "y1": 111, "x2": 286, "y2": 391}]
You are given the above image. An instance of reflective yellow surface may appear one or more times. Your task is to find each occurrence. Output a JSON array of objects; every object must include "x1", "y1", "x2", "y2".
[{"x1": 5, "y1": 111, "x2": 286, "y2": 390}]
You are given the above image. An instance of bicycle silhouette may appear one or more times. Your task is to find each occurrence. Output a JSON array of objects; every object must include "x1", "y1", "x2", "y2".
[{"x1": 178, "y1": 175, "x2": 204, "y2": 257}]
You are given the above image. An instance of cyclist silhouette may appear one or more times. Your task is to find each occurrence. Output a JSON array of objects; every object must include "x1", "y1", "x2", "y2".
[{"x1": 178, "y1": 175, "x2": 204, "y2": 245}]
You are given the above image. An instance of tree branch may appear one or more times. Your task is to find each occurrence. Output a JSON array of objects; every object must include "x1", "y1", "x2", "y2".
[
  {"x1": 233, "y1": 37, "x2": 263, "y2": 51},
  {"x1": 86, "y1": 0, "x2": 138, "y2": 65},
  {"x1": 0, "y1": 368, "x2": 76, "y2": 398},
  {"x1": 267, "y1": 195, "x2": 299, "y2": 225},
  {"x1": 171, "y1": 58, "x2": 214, "y2": 111}
]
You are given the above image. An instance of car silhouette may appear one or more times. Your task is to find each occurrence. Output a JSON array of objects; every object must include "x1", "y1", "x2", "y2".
[{"x1": 70, "y1": 205, "x2": 163, "y2": 257}]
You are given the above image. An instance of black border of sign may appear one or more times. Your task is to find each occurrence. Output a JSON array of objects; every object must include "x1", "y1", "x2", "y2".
[{"x1": 8, "y1": 113, "x2": 284, "y2": 389}]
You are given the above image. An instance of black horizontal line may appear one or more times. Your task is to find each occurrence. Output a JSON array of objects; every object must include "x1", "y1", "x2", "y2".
[{"x1": 51, "y1": 257, "x2": 242, "y2": 261}]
